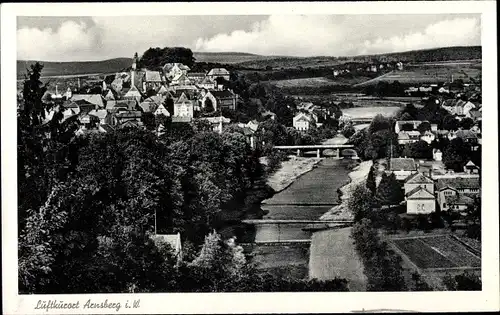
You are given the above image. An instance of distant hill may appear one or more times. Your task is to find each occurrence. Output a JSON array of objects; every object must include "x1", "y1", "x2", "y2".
[
  {"x1": 236, "y1": 46, "x2": 482, "y2": 69},
  {"x1": 17, "y1": 46, "x2": 481, "y2": 78},
  {"x1": 193, "y1": 51, "x2": 282, "y2": 64},
  {"x1": 17, "y1": 58, "x2": 132, "y2": 79}
]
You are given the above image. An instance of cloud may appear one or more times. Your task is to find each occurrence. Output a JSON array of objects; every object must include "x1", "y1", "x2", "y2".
[
  {"x1": 17, "y1": 21, "x2": 99, "y2": 61},
  {"x1": 17, "y1": 15, "x2": 481, "y2": 61},
  {"x1": 359, "y1": 17, "x2": 480, "y2": 55},
  {"x1": 194, "y1": 15, "x2": 481, "y2": 56}
]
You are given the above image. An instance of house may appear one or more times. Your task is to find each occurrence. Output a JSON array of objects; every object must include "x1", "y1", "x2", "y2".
[
  {"x1": 123, "y1": 85, "x2": 143, "y2": 104},
  {"x1": 114, "y1": 111, "x2": 143, "y2": 128},
  {"x1": 436, "y1": 177, "x2": 480, "y2": 195},
  {"x1": 88, "y1": 109, "x2": 108, "y2": 125},
  {"x1": 406, "y1": 186, "x2": 436, "y2": 214},
  {"x1": 438, "y1": 87, "x2": 450, "y2": 94},
  {"x1": 420, "y1": 131, "x2": 436, "y2": 144},
  {"x1": 70, "y1": 94, "x2": 105, "y2": 109},
  {"x1": 106, "y1": 100, "x2": 137, "y2": 112},
  {"x1": 463, "y1": 161, "x2": 480, "y2": 175},
  {"x1": 201, "y1": 90, "x2": 237, "y2": 111},
  {"x1": 455, "y1": 130, "x2": 478, "y2": 145},
  {"x1": 436, "y1": 183, "x2": 475, "y2": 213},
  {"x1": 157, "y1": 85, "x2": 171, "y2": 96},
  {"x1": 468, "y1": 109, "x2": 482, "y2": 122},
  {"x1": 142, "y1": 70, "x2": 165, "y2": 91},
  {"x1": 404, "y1": 172, "x2": 434, "y2": 195},
  {"x1": 162, "y1": 63, "x2": 190, "y2": 80},
  {"x1": 171, "y1": 73, "x2": 192, "y2": 86},
  {"x1": 187, "y1": 72, "x2": 207, "y2": 83},
  {"x1": 74, "y1": 99, "x2": 97, "y2": 115},
  {"x1": 396, "y1": 62, "x2": 403, "y2": 70},
  {"x1": 470, "y1": 123, "x2": 481, "y2": 135},
  {"x1": 394, "y1": 120, "x2": 429, "y2": 133},
  {"x1": 388, "y1": 158, "x2": 418, "y2": 181},
  {"x1": 206, "y1": 68, "x2": 230, "y2": 81},
  {"x1": 199, "y1": 116, "x2": 231, "y2": 133},
  {"x1": 154, "y1": 104, "x2": 170, "y2": 117},
  {"x1": 462, "y1": 101, "x2": 476, "y2": 117},
  {"x1": 197, "y1": 76, "x2": 216, "y2": 90},
  {"x1": 433, "y1": 149, "x2": 442, "y2": 161},
  {"x1": 333, "y1": 70, "x2": 339, "y2": 77},
  {"x1": 151, "y1": 233, "x2": 182, "y2": 261},
  {"x1": 293, "y1": 112, "x2": 315, "y2": 131},
  {"x1": 173, "y1": 93, "x2": 194, "y2": 119},
  {"x1": 398, "y1": 131, "x2": 421, "y2": 145}
]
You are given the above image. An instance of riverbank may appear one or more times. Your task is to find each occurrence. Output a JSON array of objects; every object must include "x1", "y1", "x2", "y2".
[
  {"x1": 320, "y1": 160, "x2": 373, "y2": 221},
  {"x1": 264, "y1": 156, "x2": 323, "y2": 193}
]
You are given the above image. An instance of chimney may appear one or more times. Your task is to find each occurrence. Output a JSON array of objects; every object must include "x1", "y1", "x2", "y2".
[
  {"x1": 55, "y1": 84, "x2": 58, "y2": 95},
  {"x1": 131, "y1": 70, "x2": 135, "y2": 88}
]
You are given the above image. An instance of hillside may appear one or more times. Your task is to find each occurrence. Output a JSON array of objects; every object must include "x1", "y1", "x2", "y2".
[
  {"x1": 236, "y1": 46, "x2": 482, "y2": 69},
  {"x1": 17, "y1": 46, "x2": 481, "y2": 78},
  {"x1": 17, "y1": 58, "x2": 132, "y2": 79},
  {"x1": 193, "y1": 52, "x2": 280, "y2": 64}
]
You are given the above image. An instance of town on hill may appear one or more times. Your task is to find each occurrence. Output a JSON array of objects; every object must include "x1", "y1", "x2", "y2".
[{"x1": 17, "y1": 38, "x2": 482, "y2": 295}]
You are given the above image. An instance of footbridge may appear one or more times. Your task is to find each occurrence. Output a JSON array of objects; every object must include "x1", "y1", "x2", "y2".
[{"x1": 273, "y1": 144, "x2": 355, "y2": 158}]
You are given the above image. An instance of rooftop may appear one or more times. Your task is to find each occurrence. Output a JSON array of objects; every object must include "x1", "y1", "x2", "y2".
[
  {"x1": 436, "y1": 177, "x2": 481, "y2": 190},
  {"x1": 389, "y1": 158, "x2": 417, "y2": 171}
]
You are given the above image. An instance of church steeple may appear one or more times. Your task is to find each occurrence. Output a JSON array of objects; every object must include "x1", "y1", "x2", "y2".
[{"x1": 132, "y1": 52, "x2": 138, "y2": 70}]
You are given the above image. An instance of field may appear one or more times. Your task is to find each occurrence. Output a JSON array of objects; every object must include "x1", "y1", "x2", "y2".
[
  {"x1": 269, "y1": 76, "x2": 371, "y2": 88},
  {"x1": 194, "y1": 52, "x2": 280, "y2": 64},
  {"x1": 355, "y1": 62, "x2": 482, "y2": 87},
  {"x1": 309, "y1": 227, "x2": 367, "y2": 291},
  {"x1": 342, "y1": 106, "x2": 402, "y2": 119},
  {"x1": 17, "y1": 58, "x2": 131, "y2": 79},
  {"x1": 390, "y1": 234, "x2": 481, "y2": 290},
  {"x1": 391, "y1": 234, "x2": 480, "y2": 270},
  {"x1": 250, "y1": 244, "x2": 310, "y2": 279}
]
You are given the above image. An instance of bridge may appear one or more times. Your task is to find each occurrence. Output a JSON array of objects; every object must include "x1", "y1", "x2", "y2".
[{"x1": 273, "y1": 144, "x2": 355, "y2": 158}]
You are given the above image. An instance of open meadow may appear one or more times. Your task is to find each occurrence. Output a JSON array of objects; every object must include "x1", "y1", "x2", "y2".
[{"x1": 355, "y1": 61, "x2": 481, "y2": 87}]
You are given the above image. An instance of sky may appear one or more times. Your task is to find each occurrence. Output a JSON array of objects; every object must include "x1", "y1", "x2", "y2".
[{"x1": 17, "y1": 14, "x2": 481, "y2": 62}]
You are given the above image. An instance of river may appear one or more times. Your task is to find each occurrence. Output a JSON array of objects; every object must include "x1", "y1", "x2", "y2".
[{"x1": 246, "y1": 157, "x2": 353, "y2": 278}]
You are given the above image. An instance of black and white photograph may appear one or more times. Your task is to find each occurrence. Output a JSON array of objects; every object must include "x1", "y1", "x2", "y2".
[{"x1": 2, "y1": 1, "x2": 499, "y2": 314}]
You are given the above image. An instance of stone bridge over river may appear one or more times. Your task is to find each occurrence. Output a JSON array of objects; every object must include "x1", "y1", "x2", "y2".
[{"x1": 273, "y1": 144, "x2": 356, "y2": 158}]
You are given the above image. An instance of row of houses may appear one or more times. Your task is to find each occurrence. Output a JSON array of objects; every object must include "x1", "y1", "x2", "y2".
[
  {"x1": 385, "y1": 157, "x2": 480, "y2": 215},
  {"x1": 395, "y1": 117, "x2": 481, "y2": 150}
]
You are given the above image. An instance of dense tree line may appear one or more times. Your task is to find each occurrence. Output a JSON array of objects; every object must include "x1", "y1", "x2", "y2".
[
  {"x1": 348, "y1": 114, "x2": 399, "y2": 160},
  {"x1": 351, "y1": 219, "x2": 407, "y2": 291},
  {"x1": 138, "y1": 47, "x2": 196, "y2": 70}
]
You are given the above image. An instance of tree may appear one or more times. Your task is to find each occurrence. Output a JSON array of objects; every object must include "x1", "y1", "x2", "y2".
[
  {"x1": 368, "y1": 114, "x2": 392, "y2": 135},
  {"x1": 203, "y1": 97, "x2": 214, "y2": 112},
  {"x1": 443, "y1": 138, "x2": 470, "y2": 172},
  {"x1": 342, "y1": 122, "x2": 356, "y2": 138},
  {"x1": 375, "y1": 173, "x2": 403, "y2": 206},
  {"x1": 402, "y1": 140, "x2": 432, "y2": 159},
  {"x1": 366, "y1": 166, "x2": 377, "y2": 194},
  {"x1": 460, "y1": 117, "x2": 474, "y2": 130},
  {"x1": 442, "y1": 271, "x2": 481, "y2": 291},
  {"x1": 442, "y1": 115, "x2": 459, "y2": 131},
  {"x1": 348, "y1": 184, "x2": 375, "y2": 222},
  {"x1": 417, "y1": 121, "x2": 432, "y2": 134}
]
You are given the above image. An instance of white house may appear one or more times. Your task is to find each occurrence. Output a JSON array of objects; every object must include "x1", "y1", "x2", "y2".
[
  {"x1": 406, "y1": 187, "x2": 436, "y2": 214},
  {"x1": 293, "y1": 112, "x2": 315, "y2": 131},
  {"x1": 420, "y1": 131, "x2": 436, "y2": 144},
  {"x1": 173, "y1": 93, "x2": 194, "y2": 118},
  {"x1": 206, "y1": 68, "x2": 230, "y2": 81}
]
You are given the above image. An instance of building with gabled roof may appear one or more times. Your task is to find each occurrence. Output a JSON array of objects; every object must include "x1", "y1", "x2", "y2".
[
  {"x1": 404, "y1": 172, "x2": 434, "y2": 195},
  {"x1": 106, "y1": 100, "x2": 137, "y2": 112},
  {"x1": 197, "y1": 76, "x2": 216, "y2": 90},
  {"x1": 123, "y1": 85, "x2": 143, "y2": 104},
  {"x1": 70, "y1": 94, "x2": 105, "y2": 109},
  {"x1": 389, "y1": 158, "x2": 418, "y2": 181},
  {"x1": 103, "y1": 89, "x2": 116, "y2": 101},
  {"x1": 406, "y1": 186, "x2": 436, "y2": 214},
  {"x1": 201, "y1": 90, "x2": 237, "y2": 111},
  {"x1": 207, "y1": 68, "x2": 230, "y2": 81},
  {"x1": 293, "y1": 112, "x2": 315, "y2": 131},
  {"x1": 163, "y1": 63, "x2": 190, "y2": 80},
  {"x1": 173, "y1": 92, "x2": 194, "y2": 118}
]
